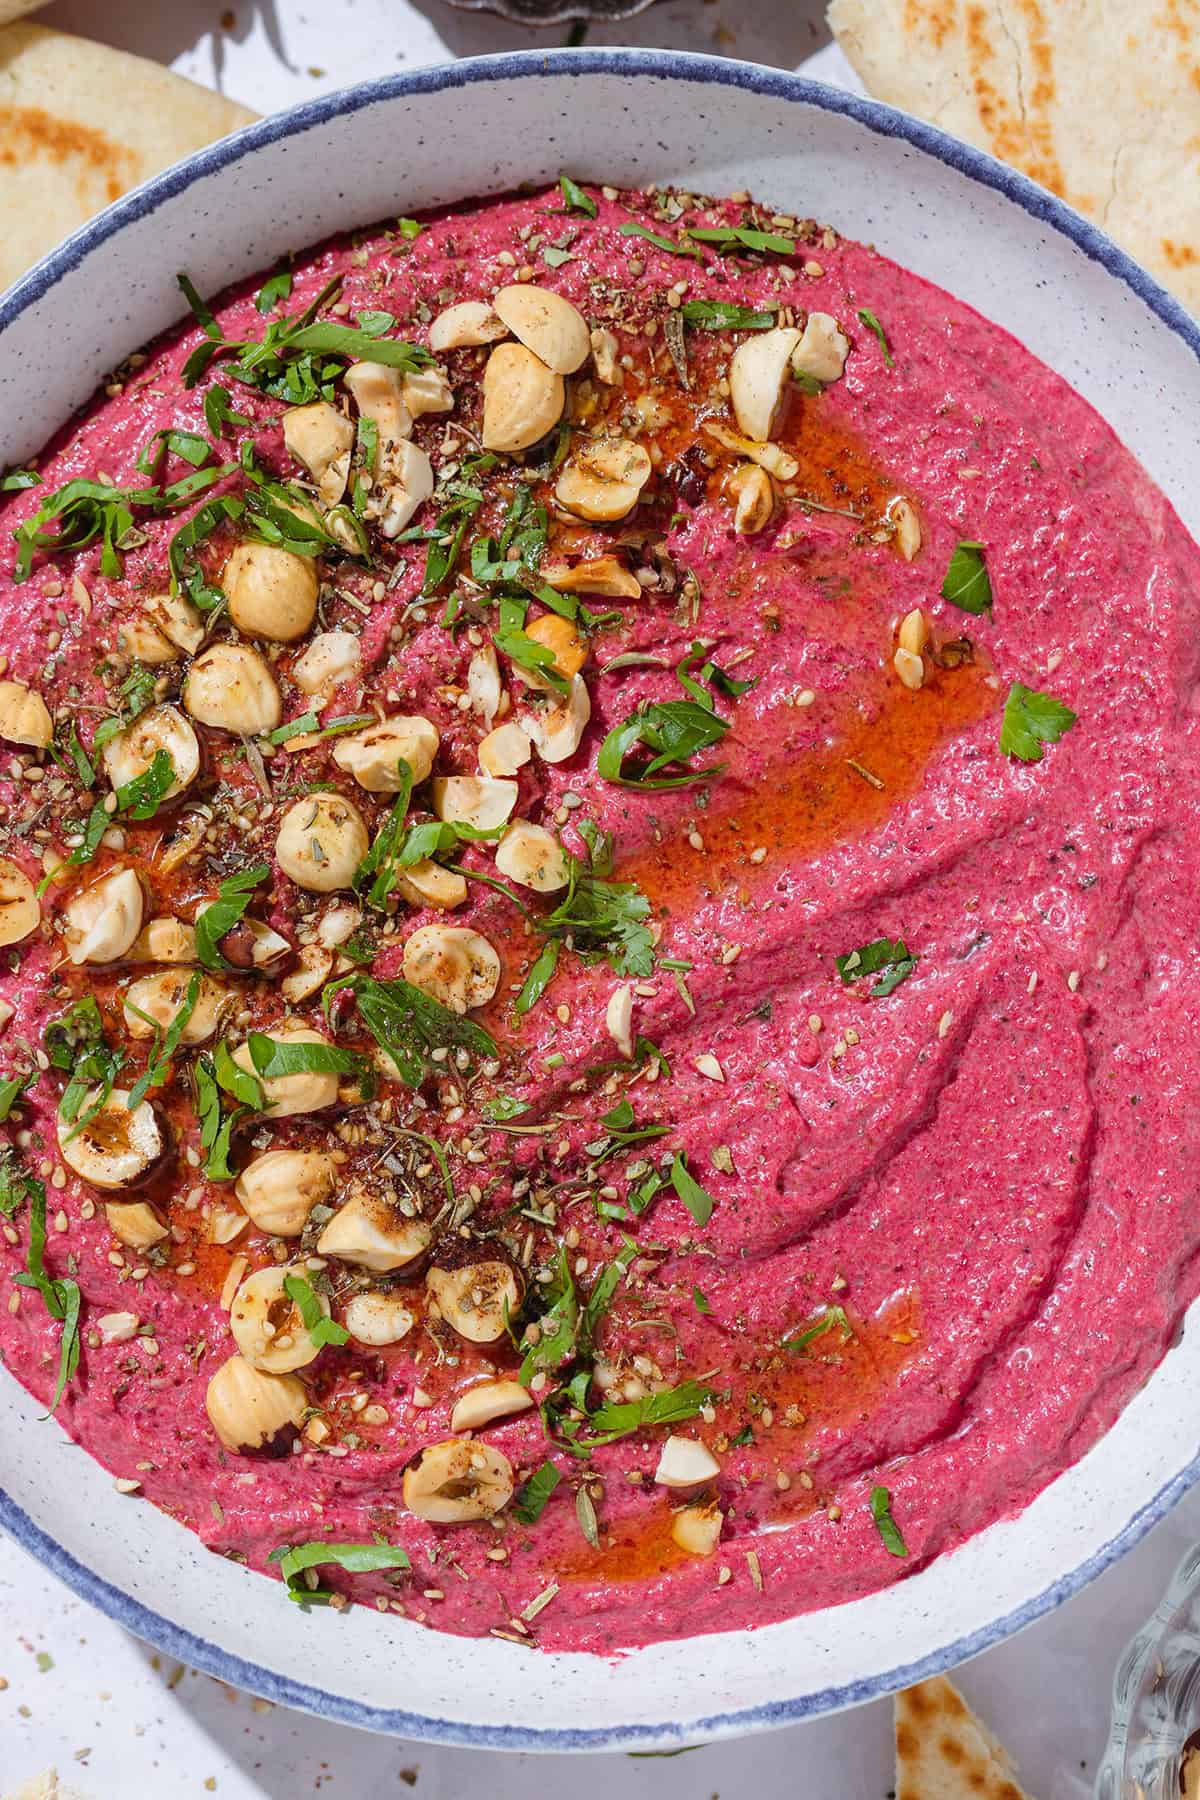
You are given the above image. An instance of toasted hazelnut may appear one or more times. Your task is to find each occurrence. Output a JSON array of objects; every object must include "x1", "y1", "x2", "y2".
[
  {"x1": 402, "y1": 924, "x2": 501, "y2": 1014},
  {"x1": 205, "y1": 1353, "x2": 307, "y2": 1453},
  {"x1": 282, "y1": 401, "x2": 355, "y2": 507},
  {"x1": 184, "y1": 643, "x2": 282, "y2": 736},
  {"x1": 58, "y1": 1089, "x2": 164, "y2": 1189},
  {"x1": 0, "y1": 857, "x2": 39, "y2": 947},
  {"x1": 236, "y1": 1149, "x2": 340, "y2": 1236},
  {"x1": 275, "y1": 793, "x2": 369, "y2": 892},
  {"x1": 493, "y1": 283, "x2": 591, "y2": 374},
  {"x1": 481, "y1": 342, "x2": 564, "y2": 454},
  {"x1": 0, "y1": 679, "x2": 52, "y2": 749},
  {"x1": 64, "y1": 867, "x2": 143, "y2": 965},
  {"x1": 230, "y1": 1264, "x2": 330, "y2": 1373},
  {"x1": 224, "y1": 543, "x2": 319, "y2": 642},
  {"x1": 123, "y1": 970, "x2": 230, "y2": 1045},
  {"x1": 331, "y1": 715, "x2": 439, "y2": 791},
  {"x1": 428, "y1": 300, "x2": 509, "y2": 352},
  {"x1": 231, "y1": 1023, "x2": 341, "y2": 1116},
  {"x1": 555, "y1": 436, "x2": 651, "y2": 523},
  {"x1": 102, "y1": 704, "x2": 200, "y2": 800},
  {"x1": 402, "y1": 1439, "x2": 514, "y2": 1522},
  {"x1": 426, "y1": 1261, "x2": 520, "y2": 1344},
  {"x1": 729, "y1": 326, "x2": 803, "y2": 441},
  {"x1": 494, "y1": 820, "x2": 570, "y2": 893}
]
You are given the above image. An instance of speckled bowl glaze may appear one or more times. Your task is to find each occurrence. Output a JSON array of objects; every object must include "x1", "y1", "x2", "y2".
[{"x1": 2, "y1": 49, "x2": 1200, "y2": 1752}]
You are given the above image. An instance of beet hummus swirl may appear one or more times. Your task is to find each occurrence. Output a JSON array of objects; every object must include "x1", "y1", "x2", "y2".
[{"x1": 0, "y1": 178, "x2": 1197, "y2": 1653}]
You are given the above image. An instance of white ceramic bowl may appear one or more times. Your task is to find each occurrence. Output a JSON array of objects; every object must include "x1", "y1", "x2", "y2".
[{"x1": 3, "y1": 48, "x2": 1200, "y2": 1753}]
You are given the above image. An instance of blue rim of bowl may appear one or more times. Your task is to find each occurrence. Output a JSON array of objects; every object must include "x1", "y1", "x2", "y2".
[{"x1": 2, "y1": 45, "x2": 1200, "y2": 1750}]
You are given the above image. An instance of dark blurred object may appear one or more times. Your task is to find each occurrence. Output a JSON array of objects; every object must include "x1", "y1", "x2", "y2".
[{"x1": 446, "y1": 0, "x2": 659, "y2": 21}]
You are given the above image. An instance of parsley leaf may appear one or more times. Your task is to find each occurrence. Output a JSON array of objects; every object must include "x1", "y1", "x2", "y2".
[
  {"x1": 324, "y1": 972, "x2": 496, "y2": 1086},
  {"x1": 783, "y1": 1305, "x2": 852, "y2": 1352},
  {"x1": 268, "y1": 1539, "x2": 410, "y2": 1604},
  {"x1": 941, "y1": 540, "x2": 992, "y2": 614},
  {"x1": 516, "y1": 939, "x2": 559, "y2": 1015},
  {"x1": 126, "y1": 970, "x2": 201, "y2": 1110},
  {"x1": 869, "y1": 1484, "x2": 908, "y2": 1557},
  {"x1": 512, "y1": 1461, "x2": 561, "y2": 1525},
  {"x1": 194, "y1": 1053, "x2": 243, "y2": 1180},
  {"x1": 559, "y1": 174, "x2": 597, "y2": 218},
  {"x1": 999, "y1": 682, "x2": 1077, "y2": 763},
  {"x1": 687, "y1": 223, "x2": 796, "y2": 255},
  {"x1": 353, "y1": 760, "x2": 415, "y2": 910},
  {"x1": 836, "y1": 937, "x2": 918, "y2": 997},
  {"x1": 283, "y1": 1272, "x2": 350, "y2": 1348},
  {"x1": 597, "y1": 698, "x2": 729, "y2": 790},
  {"x1": 13, "y1": 1173, "x2": 81, "y2": 1411},
  {"x1": 246, "y1": 1032, "x2": 360, "y2": 1081},
  {"x1": 578, "y1": 1379, "x2": 715, "y2": 1448},
  {"x1": 538, "y1": 850, "x2": 655, "y2": 979},
  {"x1": 1, "y1": 469, "x2": 39, "y2": 493},
  {"x1": 195, "y1": 864, "x2": 271, "y2": 971},
  {"x1": 618, "y1": 221, "x2": 697, "y2": 257},
  {"x1": 12, "y1": 472, "x2": 229, "y2": 583},
  {"x1": 669, "y1": 1152, "x2": 716, "y2": 1227},
  {"x1": 856, "y1": 308, "x2": 894, "y2": 368},
  {"x1": 255, "y1": 267, "x2": 294, "y2": 314},
  {"x1": 679, "y1": 299, "x2": 777, "y2": 331}
]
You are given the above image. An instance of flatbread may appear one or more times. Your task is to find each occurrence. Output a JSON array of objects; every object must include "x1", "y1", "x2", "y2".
[
  {"x1": 0, "y1": 23, "x2": 257, "y2": 293},
  {"x1": 827, "y1": 0, "x2": 1200, "y2": 316},
  {"x1": 895, "y1": 1676, "x2": 1035, "y2": 1800},
  {"x1": 0, "y1": 3, "x2": 48, "y2": 23},
  {"x1": 4, "y1": 1770, "x2": 90, "y2": 1800}
]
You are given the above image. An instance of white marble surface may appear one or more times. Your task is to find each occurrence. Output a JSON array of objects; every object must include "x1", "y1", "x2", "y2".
[{"x1": 0, "y1": 2, "x2": 1192, "y2": 1793}]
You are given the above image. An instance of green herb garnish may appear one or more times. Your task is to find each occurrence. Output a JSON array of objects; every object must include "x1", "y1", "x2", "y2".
[
  {"x1": 268, "y1": 1539, "x2": 410, "y2": 1604},
  {"x1": 941, "y1": 540, "x2": 992, "y2": 614},
  {"x1": 597, "y1": 697, "x2": 729, "y2": 790},
  {"x1": 869, "y1": 1485, "x2": 908, "y2": 1557},
  {"x1": 618, "y1": 222, "x2": 696, "y2": 257},
  {"x1": 687, "y1": 223, "x2": 796, "y2": 255},
  {"x1": 669, "y1": 1152, "x2": 716, "y2": 1227},
  {"x1": 856, "y1": 307, "x2": 894, "y2": 368},
  {"x1": 194, "y1": 864, "x2": 271, "y2": 972},
  {"x1": 577, "y1": 1379, "x2": 715, "y2": 1449},
  {"x1": 512, "y1": 1461, "x2": 561, "y2": 1525},
  {"x1": 324, "y1": 972, "x2": 496, "y2": 1086},
  {"x1": 126, "y1": 970, "x2": 201, "y2": 1110},
  {"x1": 998, "y1": 682, "x2": 1077, "y2": 763},
  {"x1": 679, "y1": 299, "x2": 777, "y2": 331},
  {"x1": 835, "y1": 937, "x2": 917, "y2": 997},
  {"x1": 559, "y1": 174, "x2": 597, "y2": 218},
  {"x1": 516, "y1": 940, "x2": 559, "y2": 1015},
  {"x1": 283, "y1": 1273, "x2": 350, "y2": 1348},
  {"x1": 13, "y1": 1174, "x2": 81, "y2": 1412},
  {"x1": 783, "y1": 1305, "x2": 852, "y2": 1352}
]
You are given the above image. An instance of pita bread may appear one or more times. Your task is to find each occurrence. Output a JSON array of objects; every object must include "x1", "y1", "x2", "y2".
[
  {"x1": 0, "y1": 3, "x2": 47, "y2": 23},
  {"x1": 4, "y1": 1770, "x2": 90, "y2": 1800},
  {"x1": 827, "y1": 0, "x2": 1200, "y2": 316},
  {"x1": 0, "y1": 24, "x2": 257, "y2": 293},
  {"x1": 895, "y1": 1676, "x2": 1035, "y2": 1800}
]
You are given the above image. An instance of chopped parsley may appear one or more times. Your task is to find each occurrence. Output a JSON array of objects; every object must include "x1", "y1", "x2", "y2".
[
  {"x1": 194, "y1": 864, "x2": 271, "y2": 971},
  {"x1": 856, "y1": 307, "x2": 894, "y2": 368},
  {"x1": 835, "y1": 937, "x2": 918, "y2": 997},
  {"x1": 597, "y1": 697, "x2": 729, "y2": 790},
  {"x1": 194, "y1": 1054, "x2": 243, "y2": 1180},
  {"x1": 538, "y1": 843, "x2": 655, "y2": 980},
  {"x1": 126, "y1": 970, "x2": 201, "y2": 1110},
  {"x1": 353, "y1": 760, "x2": 414, "y2": 910},
  {"x1": 687, "y1": 223, "x2": 796, "y2": 255},
  {"x1": 618, "y1": 221, "x2": 696, "y2": 257},
  {"x1": 869, "y1": 1485, "x2": 908, "y2": 1557},
  {"x1": 177, "y1": 271, "x2": 433, "y2": 404},
  {"x1": 941, "y1": 540, "x2": 992, "y2": 614},
  {"x1": 679, "y1": 300, "x2": 777, "y2": 331},
  {"x1": 516, "y1": 940, "x2": 559, "y2": 1015},
  {"x1": 577, "y1": 1379, "x2": 715, "y2": 1448},
  {"x1": 14, "y1": 1171, "x2": 81, "y2": 1412},
  {"x1": 245, "y1": 1033, "x2": 360, "y2": 1081},
  {"x1": 283, "y1": 1273, "x2": 350, "y2": 1348},
  {"x1": 512, "y1": 1460, "x2": 561, "y2": 1525},
  {"x1": 783, "y1": 1305, "x2": 852, "y2": 1353},
  {"x1": 998, "y1": 682, "x2": 1077, "y2": 763},
  {"x1": 13, "y1": 467, "x2": 232, "y2": 582},
  {"x1": 0, "y1": 1148, "x2": 40, "y2": 1217},
  {"x1": 254, "y1": 267, "x2": 294, "y2": 314},
  {"x1": 324, "y1": 972, "x2": 496, "y2": 1086},
  {"x1": 668, "y1": 1152, "x2": 716, "y2": 1227},
  {"x1": 268, "y1": 1539, "x2": 410, "y2": 1604},
  {"x1": 559, "y1": 174, "x2": 597, "y2": 218}
]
